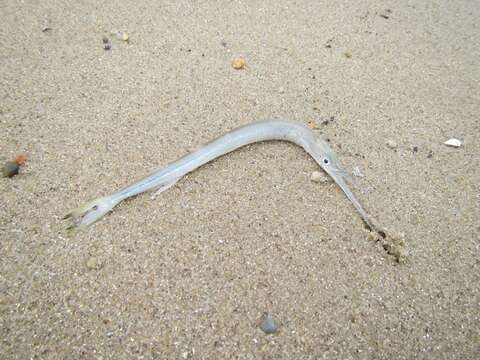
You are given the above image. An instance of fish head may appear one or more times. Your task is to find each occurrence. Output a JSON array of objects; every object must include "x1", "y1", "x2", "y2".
[
  {"x1": 310, "y1": 137, "x2": 352, "y2": 183},
  {"x1": 313, "y1": 140, "x2": 374, "y2": 230},
  {"x1": 318, "y1": 149, "x2": 352, "y2": 185}
]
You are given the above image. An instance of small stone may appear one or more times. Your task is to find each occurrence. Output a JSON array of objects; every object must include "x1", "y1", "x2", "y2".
[
  {"x1": 259, "y1": 313, "x2": 278, "y2": 334},
  {"x1": 2, "y1": 161, "x2": 19, "y2": 178},
  {"x1": 15, "y1": 154, "x2": 27, "y2": 165},
  {"x1": 386, "y1": 140, "x2": 398, "y2": 149},
  {"x1": 306, "y1": 120, "x2": 318, "y2": 129},
  {"x1": 115, "y1": 32, "x2": 129, "y2": 41},
  {"x1": 344, "y1": 52, "x2": 352, "y2": 58},
  {"x1": 181, "y1": 352, "x2": 189, "y2": 359},
  {"x1": 444, "y1": 138, "x2": 462, "y2": 147},
  {"x1": 310, "y1": 171, "x2": 329, "y2": 183},
  {"x1": 102, "y1": 37, "x2": 111, "y2": 50},
  {"x1": 231, "y1": 58, "x2": 246, "y2": 69},
  {"x1": 321, "y1": 117, "x2": 333, "y2": 126},
  {"x1": 86, "y1": 257, "x2": 98, "y2": 269}
]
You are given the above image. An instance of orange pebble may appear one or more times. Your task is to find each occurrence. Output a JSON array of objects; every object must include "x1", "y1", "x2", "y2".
[
  {"x1": 15, "y1": 154, "x2": 27, "y2": 165},
  {"x1": 231, "y1": 58, "x2": 246, "y2": 70}
]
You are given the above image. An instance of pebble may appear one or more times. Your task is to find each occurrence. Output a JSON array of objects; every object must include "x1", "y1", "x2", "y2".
[
  {"x1": 231, "y1": 58, "x2": 246, "y2": 70},
  {"x1": 386, "y1": 140, "x2": 398, "y2": 149},
  {"x1": 306, "y1": 120, "x2": 318, "y2": 129},
  {"x1": 2, "y1": 161, "x2": 19, "y2": 178},
  {"x1": 322, "y1": 116, "x2": 335, "y2": 126},
  {"x1": 259, "y1": 313, "x2": 278, "y2": 334},
  {"x1": 86, "y1": 257, "x2": 98, "y2": 270},
  {"x1": 15, "y1": 154, "x2": 27, "y2": 165},
  {"x1": 444, "y1": 138, "x2": 462, "y2": 147},
  {"x1": 310, "y1": 171, "x2": 329, "y2": 183},
  {"x1": 102, "y1": 37, "x2": 111, "y2": 50}
]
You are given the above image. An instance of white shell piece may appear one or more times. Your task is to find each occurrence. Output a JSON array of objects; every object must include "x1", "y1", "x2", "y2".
[{"x1": 444, "y1": 138, "x2": 462, "y2": 147}]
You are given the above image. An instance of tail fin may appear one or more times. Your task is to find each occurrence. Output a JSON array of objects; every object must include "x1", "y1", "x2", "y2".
[{"x1": 63, "y1": 196, "x2": 117, "y2": 230}]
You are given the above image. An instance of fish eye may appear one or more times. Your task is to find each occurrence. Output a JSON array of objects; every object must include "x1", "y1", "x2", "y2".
[{"x1": 323, "y1": 157, "x2": 330, "y2": 165}]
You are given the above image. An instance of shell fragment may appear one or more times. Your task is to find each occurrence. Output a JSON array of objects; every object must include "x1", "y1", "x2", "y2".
[{"x1": 444, "y1": 138, "x2": 462, "y2": 147}]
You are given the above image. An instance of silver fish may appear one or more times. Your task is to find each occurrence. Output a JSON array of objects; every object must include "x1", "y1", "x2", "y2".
[{"x1": 64, "y1": 119, "x2": 376, "y2": 231}]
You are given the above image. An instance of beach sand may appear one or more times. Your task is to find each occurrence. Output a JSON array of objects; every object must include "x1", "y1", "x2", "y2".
[{"x1": 1, "y1": 0, "x2": 479, "y2": 358}]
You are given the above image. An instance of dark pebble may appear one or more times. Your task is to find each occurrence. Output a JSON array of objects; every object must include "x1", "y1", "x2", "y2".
[
  {"x1": 104, "y1": 43, "x2": 111, "y2": 51},
  {"x1": 2, "y1": 161, "x2": 19, "y2": 178},
  {"x1": 322, "y1": 116, "x2": 334, "y2": 126},
  {"x1": 259, "y1": 313, "x2": 278, "y2": 334}
]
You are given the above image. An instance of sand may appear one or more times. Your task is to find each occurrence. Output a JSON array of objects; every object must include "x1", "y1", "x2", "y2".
[{"x1": 1, "y1": 0, "x2": 479, "y2": 358}]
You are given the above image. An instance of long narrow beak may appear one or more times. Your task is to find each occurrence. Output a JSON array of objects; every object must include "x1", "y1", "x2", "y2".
[
  {"x1": 325, "y1": 168, "x2": 375, "y2": 231},
  {"x1": 334, "y1": 163, "x2": 357, "y2": 189}
]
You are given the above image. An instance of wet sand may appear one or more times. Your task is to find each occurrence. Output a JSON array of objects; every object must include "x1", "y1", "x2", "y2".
[{"x1": 1, "y1": 0, "x2": 479, "y2": 358}]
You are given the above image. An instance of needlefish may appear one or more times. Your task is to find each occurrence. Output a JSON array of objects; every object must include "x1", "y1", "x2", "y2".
[{"x1": 64, "y1": 119, "x2": 378, "y2": 231}]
